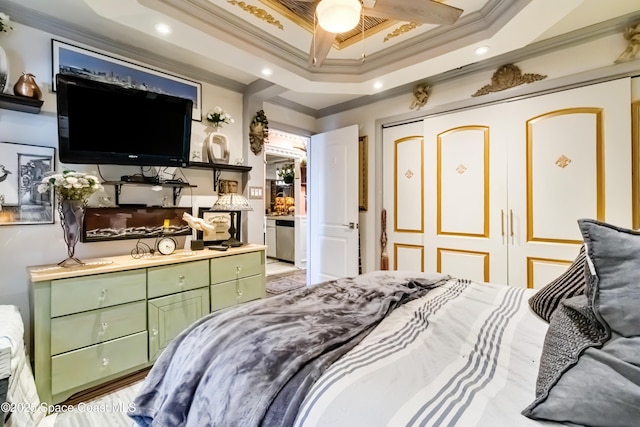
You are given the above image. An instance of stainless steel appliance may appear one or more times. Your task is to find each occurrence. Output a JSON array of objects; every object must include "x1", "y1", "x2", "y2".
[{"x1": 275, "y1": 219, "x2": 295, "y2": 263}]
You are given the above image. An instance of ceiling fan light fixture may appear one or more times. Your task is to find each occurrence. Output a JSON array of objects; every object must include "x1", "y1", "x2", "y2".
[{"x1": 316, "y1": 0, "x2": 362, "y2": 33}]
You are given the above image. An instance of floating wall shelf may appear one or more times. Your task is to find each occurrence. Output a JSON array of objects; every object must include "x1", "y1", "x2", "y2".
[
  {"x1": 102, "y1": 181, "x2": 197, "y2": 206},
  {"x1": 0, "y1": 93, "x2": 44, "y2": 114},
  {"x1": 188, "y1": 162, "x2": 252, "y2": 191}
]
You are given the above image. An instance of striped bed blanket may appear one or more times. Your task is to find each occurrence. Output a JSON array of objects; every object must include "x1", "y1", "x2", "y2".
[
  {"x1": 295, "y1": 277, "x2": 559, "y2": 427},
  {"x1": 131, "y1": 272, "x2": 560, "y2": 427}
]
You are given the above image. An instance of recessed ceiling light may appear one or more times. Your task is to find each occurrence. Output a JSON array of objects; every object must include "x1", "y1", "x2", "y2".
[
  {"x1": 474, "y1": 46, "x2": 490, "y2": 55},
  {"x1": 261, "y1": 68, "x2": 273, "y2": 76},
  {"x1": 373, "y1": 81, "x2": 383, "y2": 90},
  {"x1": 154, "y1": 23, "x2": 172, "y2": 35}
]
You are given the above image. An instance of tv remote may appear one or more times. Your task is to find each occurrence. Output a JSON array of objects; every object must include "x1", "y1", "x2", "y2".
[{"x1": 208, "y1": 245, "x2": 229, "y2": 251}]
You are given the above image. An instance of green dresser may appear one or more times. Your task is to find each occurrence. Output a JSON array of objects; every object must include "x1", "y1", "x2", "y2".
[{"x1": 29, "y1": 245, "x2": 266, "y2": 405}]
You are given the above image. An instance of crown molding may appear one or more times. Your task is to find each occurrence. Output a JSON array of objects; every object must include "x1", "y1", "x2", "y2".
[
  {"x1": 316, "y1": 10, "x2": 640, "y2": 118},
  {"x1": 3, "y1": 2, "x2": 246, "y2": 93}
]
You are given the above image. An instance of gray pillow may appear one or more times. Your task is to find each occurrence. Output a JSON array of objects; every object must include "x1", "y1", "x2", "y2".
[
  {"x1": 523, "y1": 219, "x2": 640, "y2": 426},
  {"x1": 528, "y1": 245, "x2": 586, "y2": 322}
]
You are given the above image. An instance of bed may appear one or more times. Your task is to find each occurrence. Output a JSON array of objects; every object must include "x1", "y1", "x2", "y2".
[
  {"x1": 0, "y1": 305, "x2": 44, "y2": 427},
  {"x1": 129, "y1": 219, "x2": 640, "y2": 427}
]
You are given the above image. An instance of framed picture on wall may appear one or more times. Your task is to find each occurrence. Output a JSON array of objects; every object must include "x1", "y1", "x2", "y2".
[
  {"x1": 0, "y1": 141, "x2": 55, "y2": 225},
  {"x1": 51, "y1": 39, "x2": 202, "y2": 121},
  {"x1": 196, "y1": 207, "x2": 241, "y2": 245}
]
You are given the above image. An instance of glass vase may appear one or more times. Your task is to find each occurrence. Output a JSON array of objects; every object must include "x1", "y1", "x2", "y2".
[{"x1": 58, "y1": 199, "x2": 86, "y2": 267}]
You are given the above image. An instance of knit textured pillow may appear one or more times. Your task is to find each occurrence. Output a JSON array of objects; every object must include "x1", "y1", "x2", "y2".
[{"x1": 528, "y1": 245, "x2": 586, "y2": 322}]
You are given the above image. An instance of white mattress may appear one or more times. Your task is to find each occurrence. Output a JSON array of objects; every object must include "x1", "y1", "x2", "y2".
[{"x1": 0, "y1": 305, "x2": 44, "y2": 427}]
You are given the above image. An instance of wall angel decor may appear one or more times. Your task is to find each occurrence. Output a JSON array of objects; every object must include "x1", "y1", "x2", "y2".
[
  {"x1": 410, "y1": 83, "x2": 431, "y2": 110},
  {"x1": 614, "y1": 22, "x2": 640, "y2": 64},
  {"x1": 249, "y1": 109, "x2": 269, "y2": 155},
  {"x1": 472, "y1": 64, "x2": 546, "y2": 97}
]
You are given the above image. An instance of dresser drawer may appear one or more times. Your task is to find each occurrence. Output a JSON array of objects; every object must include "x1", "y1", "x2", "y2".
[
  {"x1": 51, "y1": 270, "x2": 146, "y2": 317},
  {"x1": 51, "y1": 301, "x2": 146, "y2": 356},
  {"x1": 51, "y1": 332, "x2": 147, "y2": 395},
  {"x1": 148, "y1": 287, "x2": 210, "y2": 361},
  {"x1": 148, "y1": 260, "x2": 209, "y2": 299},
  {"x1": 210, "y1": 251, "x2": 264, "y2": 284},
  {"x1": 210, "y1": 275, "x2": 264, "y2": 312},
  {"x1": 238, "y1": 274, "x2": 265, "y2": 303},
  {"x1": 209, "y1": 281, "x2": 237, "y2": 312}
]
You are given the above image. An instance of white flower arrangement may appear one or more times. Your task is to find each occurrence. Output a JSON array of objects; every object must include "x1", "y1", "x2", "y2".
[
  {"x1": 206, "y1": 106, "x2": 234, "y2": 128},
  {"x1": 37, "y1": 169, "x2": 103, "y2": 201},
  {"x1": 0, "y1": 13, "x2": 13, "y2": 33}
]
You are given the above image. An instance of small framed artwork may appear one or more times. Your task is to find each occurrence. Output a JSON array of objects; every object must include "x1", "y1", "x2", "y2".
[
  {"x1": 0, "y1": 142, "x2": 55, "y2": 225},
  {"x1": 196, "y1": 207, "x2": 241, "y2": 245},
  {"x1": 359, "y1": 135, "x2": 368, "y2": 211},
  {"x1": 51, "y1": 39, "x2": 202, "y2": 121}
]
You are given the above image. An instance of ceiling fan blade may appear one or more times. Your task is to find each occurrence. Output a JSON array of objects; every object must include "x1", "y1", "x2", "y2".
[
  {"x1": 309, "y1": 25, "x2": 336, "y2": 67},
  {"x1": 364, "y1": 0, "x2": 463, "y2": 25}
]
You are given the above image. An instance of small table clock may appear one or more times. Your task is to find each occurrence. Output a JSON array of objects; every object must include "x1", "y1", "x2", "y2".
[{"x1": 156, "y1": 236, "x2": 177, "y2": 255}]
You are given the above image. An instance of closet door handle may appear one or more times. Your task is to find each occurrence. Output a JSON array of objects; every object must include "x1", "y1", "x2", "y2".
[
  {"x1": 501, "y1": 210, "x2": 505, "y2": 237},
  {"x1": 510, "y1": 209, "x2": 515, "y2": 244}
]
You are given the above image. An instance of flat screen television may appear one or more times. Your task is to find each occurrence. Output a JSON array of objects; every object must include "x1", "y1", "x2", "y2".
[{"x1": 56, "y1": 73, "x2": 192, "y2": 167}]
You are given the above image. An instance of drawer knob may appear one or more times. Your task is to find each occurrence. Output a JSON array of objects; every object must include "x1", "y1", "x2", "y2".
[
  {"x1": 99, "y1": 289, "x2": 108, "y2": 301},
  {"x1": 237, "y1": 289, "x2": 243, "y2": 297},
  {"x1": 101, "y1": 358, "x2": 110, "y2": 367},
  {"x1": 151, "y1": 328, "x2": 158, "y2": 337},
  {"x1": 178, "y1": 274, "x2": 185, "y2": 286},
  {"x1": 98, "y1": 322, "x2": 109, "y2": 336}
]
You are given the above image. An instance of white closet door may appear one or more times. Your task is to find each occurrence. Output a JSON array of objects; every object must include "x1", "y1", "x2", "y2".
[
  {"x1": 506, "y1": 78, "x2": 632, "y2": 288},
  {"x1": 423, "y1": 104, "x2": 509, "y2": 284},
  {"x1": 382, "y1": 122, "x2": 425, "y2": 272}
]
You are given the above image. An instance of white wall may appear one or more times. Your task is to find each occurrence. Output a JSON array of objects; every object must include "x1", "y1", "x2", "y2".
[
  {"x1": 316, "y1": 32, "x2": 638, "y2": 275},
  {"x1": 0, "y1": 22, "x2": 245, "y2": 349}
]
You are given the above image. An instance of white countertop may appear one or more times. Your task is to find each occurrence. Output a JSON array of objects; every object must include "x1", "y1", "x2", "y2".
[{"x1": 266, "y1": 215, "x2": 295, "y2": 221}]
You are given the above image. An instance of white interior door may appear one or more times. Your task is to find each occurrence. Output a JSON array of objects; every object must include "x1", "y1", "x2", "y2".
[
  {"x1": 382, "y1": 122, "x2": 425, "y2": 272},
  {"x1": 308, "y1": 125, "x2": 359, "y2": 285},
  {"x1": 506, "y1": 78, "x2": 632, "y2": 287},
  {"x1": 423, "y1": 103, "x2": 509, "y2": 284}
]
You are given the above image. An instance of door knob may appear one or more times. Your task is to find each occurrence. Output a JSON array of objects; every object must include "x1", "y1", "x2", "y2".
[{"x1": 343, "y1": 222, "x2": 356, "y2": 229}]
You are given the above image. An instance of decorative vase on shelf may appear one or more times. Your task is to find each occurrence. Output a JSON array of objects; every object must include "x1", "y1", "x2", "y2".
[
  {"x1": 58, "y1": 199, "x2": 86, "y2": 267},
  {"x1": 13, "y1": 72, "x2": 42, "y2": 100},
  {"x1": 202, "y1": 126, "x2": 230, "y2": 164}
]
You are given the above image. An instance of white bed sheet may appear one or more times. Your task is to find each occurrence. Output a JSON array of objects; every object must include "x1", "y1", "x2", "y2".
[
  {"x1": 0, "y1": 305, "x2": 44, "y2": 427},
  {"x1": 294, "y1": 277, "x2": 562, "y2": 427}
]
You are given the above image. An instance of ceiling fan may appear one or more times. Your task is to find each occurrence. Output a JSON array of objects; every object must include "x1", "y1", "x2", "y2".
[{"x1": 294, "y1": 0, "x2": 464, "y2": 66}]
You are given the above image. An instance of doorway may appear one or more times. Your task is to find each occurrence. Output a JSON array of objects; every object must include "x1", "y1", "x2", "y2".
[{"x1": 264, "y1": 131, "x2": 308, "y2": 275}]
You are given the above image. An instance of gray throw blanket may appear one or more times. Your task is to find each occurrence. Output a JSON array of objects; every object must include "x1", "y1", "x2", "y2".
[{"x1": 129, "y1": 271, "x2": 449, "y2": 427}]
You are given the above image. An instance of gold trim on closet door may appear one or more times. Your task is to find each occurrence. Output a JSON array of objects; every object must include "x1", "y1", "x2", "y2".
[
  {"x1": 632, "y1": 101, "x2": 640, "y2": 230},
  {"x1": 393, "y1": 243, "x2": 425, "y2": 272},
  {"x1": 526, "y1": 256, "x2": 572, "y2": 289},
  {"x1": 437, "y1": 126, "x2": 490, "y2": 238},
  {"x1": 526, "y1": 108, "x2": 604, "y2": 244},
  {"x1": 394, "y1": 136, "x2": 424, "y2": 233},
  {"x1": 436, "y1": 247, "x2": 490, "y2": 282}
]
